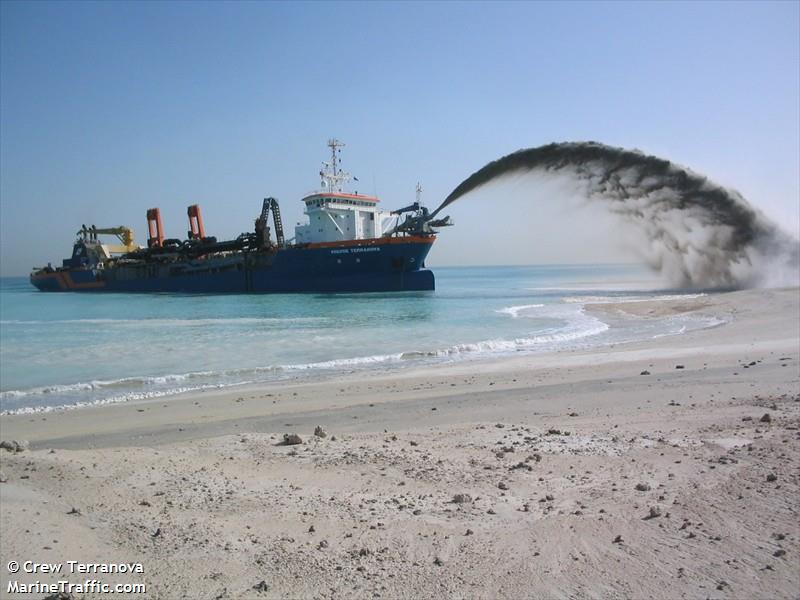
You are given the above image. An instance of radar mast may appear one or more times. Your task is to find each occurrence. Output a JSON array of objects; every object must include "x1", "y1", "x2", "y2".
[{"x1": 320, "y1": 138, "x2": 352, "y2": 192}]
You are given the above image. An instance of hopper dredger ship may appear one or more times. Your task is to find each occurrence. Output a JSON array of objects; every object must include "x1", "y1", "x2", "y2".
[{"x1": 31, "y1": 140, "x2": 453, "y2": 293}]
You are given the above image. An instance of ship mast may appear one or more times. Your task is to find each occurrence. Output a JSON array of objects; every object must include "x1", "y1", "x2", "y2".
[
  {"x1": 330, "y1": 138, "x2": 340, "y2": 178},
  {"x1": 320, "y1": 138, "x2": 352, "y2": 192}
]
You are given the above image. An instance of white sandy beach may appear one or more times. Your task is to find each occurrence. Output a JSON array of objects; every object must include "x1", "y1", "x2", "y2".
[{"x1": 1, "y1": 287, "x2": 798, "y2": 599}]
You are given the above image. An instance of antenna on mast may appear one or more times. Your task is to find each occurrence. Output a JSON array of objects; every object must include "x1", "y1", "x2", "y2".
[
  {"x1": 320, "y1": 138, "x2": 352, "y2": 192},
  {"x1": 416, "y1": 182, "x2": 422, "y2": 204},
  {"x1": 329, "y1": 138, "x2": 342, "y2": 177}
]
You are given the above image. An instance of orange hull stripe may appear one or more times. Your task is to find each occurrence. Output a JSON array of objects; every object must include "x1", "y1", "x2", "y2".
[{"x1": 32, "y1": 272, "x2": 105, "y2": 290}]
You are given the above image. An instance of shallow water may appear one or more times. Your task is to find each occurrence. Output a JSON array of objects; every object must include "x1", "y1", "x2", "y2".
[{"x1": 0, "y1": 264, "x2": 722, "y2": 413}]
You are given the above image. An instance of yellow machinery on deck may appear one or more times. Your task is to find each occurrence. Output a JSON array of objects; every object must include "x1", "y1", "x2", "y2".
[{"x1": 78, "y1": 225, "x2": 139, "y2": 255}]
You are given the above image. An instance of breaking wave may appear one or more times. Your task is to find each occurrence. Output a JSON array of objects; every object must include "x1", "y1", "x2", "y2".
[
  {"x1": 0, "y1": 371, "x2": 218, "y2": 400},
  {"x1": 4, "y1": 382, "x2": 252, "y2": 415},
  {"x1": 495, "y1": 304, "x2": 545, "y2": 318}
]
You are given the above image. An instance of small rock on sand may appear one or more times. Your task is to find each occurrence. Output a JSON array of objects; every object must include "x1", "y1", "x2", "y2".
[
  {"x1": 453, "y1": 493, "x2": 473, "y2": 504},
  {"x1": 640, "y1": 370, "x2": 651, "y2": 375},
  {"x1": 635, "y1": 483, "x2": 651, "y2": 492},
  {"x1": 760, "y1": 413, "x2": 772, "y2": 423},
  {"x1": 613, "y1": 535, "x2": 623, "y2": 544},
  {"x1": 766, "y1": 473, "x2": 778, "y2": 482},
  {"x1": 313, "y1": 426, "x2": 327, "y2": 438},
  {"x1": 646, "y1": 506, "x2": 662, "y2": 519},
  {"x1": 0, "y1": 472, "x2": 7, "y2": 483},
  {"x1": 498, "y1": 481, "x2": 509, "y2": 490},
  {"x1": 0, "y1": 440, "x2": 27, "y2": 453},
  {"x1": 253, "y1": 580, "x2": 270, "y2": 592},
  {"x1": 282, "y1": 433, "x2": 303, "y2": 446}
]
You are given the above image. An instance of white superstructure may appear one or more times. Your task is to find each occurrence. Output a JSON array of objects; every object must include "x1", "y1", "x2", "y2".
[{"x1": 294, "y1": 139, "x2": 398, "y2": 244}]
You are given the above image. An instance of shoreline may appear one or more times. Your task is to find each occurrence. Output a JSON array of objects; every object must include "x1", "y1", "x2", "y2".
[
  {"x1": 1, "y1": 287, "x2": 798, "y2": 598},
  {"x1": 2, "y1": 288, "x2": 796, "y2": 450},
  {"x1": 0, "y1": 284, "x2": 711, "y2": 418}
]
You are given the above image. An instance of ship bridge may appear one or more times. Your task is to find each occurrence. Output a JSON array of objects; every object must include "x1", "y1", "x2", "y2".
[{"x1": 294, "y1": 140, "x2": 398, "y2": 244}]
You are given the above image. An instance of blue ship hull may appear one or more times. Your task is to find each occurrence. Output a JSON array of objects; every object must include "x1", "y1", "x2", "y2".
[{"x1": 31, "y1": 237, "x2": 436, "y2": 293}]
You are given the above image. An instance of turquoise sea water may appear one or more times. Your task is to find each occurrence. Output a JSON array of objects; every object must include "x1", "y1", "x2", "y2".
[{"x1": 0, "y1": 265, "x2": 722, "y2": 413}]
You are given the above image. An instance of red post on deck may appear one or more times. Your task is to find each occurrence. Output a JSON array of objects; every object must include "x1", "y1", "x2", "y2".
[
  {"x1": 187, "y1": 204, "x2": 205, "y2": 240},
  {"x1": 146, "y1": 208, "x2": 165, "y2": 248}
]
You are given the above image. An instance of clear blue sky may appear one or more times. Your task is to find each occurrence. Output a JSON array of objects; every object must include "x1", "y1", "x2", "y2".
[{"x1": 1, "y1": 1, "x2": 798, "y2": 275}]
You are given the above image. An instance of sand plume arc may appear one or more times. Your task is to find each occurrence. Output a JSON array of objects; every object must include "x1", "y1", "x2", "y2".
[{"x1": 433, "y1": 142, "x2": 798, "y2": 288}]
